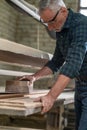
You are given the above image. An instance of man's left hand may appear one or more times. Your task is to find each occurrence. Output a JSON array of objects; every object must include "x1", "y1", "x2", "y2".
[{"x1": 34, "y1": 94, "x2": 56, "y2": 114}]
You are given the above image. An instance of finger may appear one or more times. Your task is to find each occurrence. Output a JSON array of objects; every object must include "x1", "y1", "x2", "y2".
[
  {"x1": 16, "y1": 76, "x2": 23, "y2": 80},
  {"x1": 19, "y1": 76, "x2": 30, "y2": 81},
  {"x1": 41, "y1": 101, "x2": 47, "y2": 114},
  {"x1": 28, "y1": 80, "x2": 33, "y2": 85},
  {"x1": 18, "y1": 76, "x2": 25, "y2": 80},
  {"x1": 34, "y1": 97, "x2": 42, "y2": 102},
  {"x1": 41, "y1": 103, "x2": 52, "y2": 114},
  {"x1": 41, "y1": 106, "x2": 48, "y2": 114},
  {"x1": 32, "y1": 76, "x2": 36, "y2": 82}
]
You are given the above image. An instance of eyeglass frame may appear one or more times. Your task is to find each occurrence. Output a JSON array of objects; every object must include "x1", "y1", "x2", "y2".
[{"x1": 40, "y1": 10, "x2": 60, "y2": 24}]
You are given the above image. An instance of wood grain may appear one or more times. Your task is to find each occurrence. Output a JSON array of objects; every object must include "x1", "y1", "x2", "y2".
[
  {"x1": 0, "y1": 126, "x2": 43, "y2": 130},
  {"x1": 0, "y1": 91, "x2": 74, "y2": 116},
  {"x1": 6, "y1": 80, "x2": 33, "y2": 94},
  {"x1": 0, "y1": 38, "x2": 53, "y2": 68},
  {"x1": 0, "y1": 50, "x2": 48, "y2": 68}
]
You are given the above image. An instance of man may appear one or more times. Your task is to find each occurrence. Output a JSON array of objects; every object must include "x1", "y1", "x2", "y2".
[{"x1": 19, "y1": 0, "x2": 87, "y2": 130}]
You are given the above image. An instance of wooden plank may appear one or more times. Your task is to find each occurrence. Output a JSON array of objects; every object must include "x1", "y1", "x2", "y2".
[
  {"x1": 25, "y1": 90, "x2": 74, "y2": 102},
  {"x1": 0, "y1": 38, "x2": 52, "y2": 59},
  {"x1": 0, "y1": 105, "x2": 41, "y2": 116},
  {"x1": 5, "y1": 80, "x2": 33, "y2": 94},
  {"x1": 0, "y1": 126, "x2": 43, "y2": 130},
  {"x1": 0, "y1": 69, "x2": 33, "y2": 76},
  {"x1": 0, "y1": 50, "x2": 48, "y2": 68},
  {"x1": 0, "y1": 93, "x2": 24, "y2": 99},
  {"x1": 0, "y1": 38, "x2": 52, "y2": 68}
]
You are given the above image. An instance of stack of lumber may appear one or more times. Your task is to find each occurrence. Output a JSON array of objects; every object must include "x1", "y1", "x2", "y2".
[
  {"x1": 0, "y1": 90, "x2": 74, "y2": 130},
  {"x1": 0, "y1": 94, "x2": 42, "y2": 116},
  {"x1": 0, "y1": 90, "x2": 49, "y2": 116},
  {"x1": 0, "y1": 90, "x2": 74, "y2": 116}
]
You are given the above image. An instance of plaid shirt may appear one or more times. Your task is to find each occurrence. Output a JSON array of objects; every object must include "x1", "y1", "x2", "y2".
[{"x1": 46, "y1": 9, "x2": 87, "y2": 79}]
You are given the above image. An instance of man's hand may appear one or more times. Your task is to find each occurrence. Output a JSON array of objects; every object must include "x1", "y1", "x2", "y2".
[
  {"x1": 34, "y1": 93, "x2": 56, "y2": 114},
  {"x1": 18, "y1": 75, "x2": 36, "y2": 84}
]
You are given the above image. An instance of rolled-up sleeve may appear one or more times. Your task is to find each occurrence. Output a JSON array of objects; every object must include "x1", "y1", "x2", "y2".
[{"x1": 45, "y1": 41, "x2": 64, "y2": 73}]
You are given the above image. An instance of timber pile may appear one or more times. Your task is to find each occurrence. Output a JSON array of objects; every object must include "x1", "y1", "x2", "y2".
[
  {"x1": 0, "y1": 91, "x2": 74, "y2": 121},
  {"x1": 0, "y1": 95, "x2": 42, "y2": 116},
  {"x1": 0, "y1": 90, "x2": 74, "y2": 116},
  {"x1": 0, "y1": 90, "x2": 50, "y2": 116}
]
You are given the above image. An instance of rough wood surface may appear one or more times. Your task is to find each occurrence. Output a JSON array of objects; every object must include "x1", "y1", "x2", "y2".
[
  {"x1": 0, "y1": 38, "x2": 52, "y2": 68},
  {"x1": 5, "y1": 80, "x2": 33, "y2": 94},
  {"x1": 0, "y1": 50, "x2": 48, "y2": 68},
  {"x1": 0, "y1": 126, "x2": 43, "y2": 130},
  {"x1": 0, "y1": 93, "x2": 24, "y2": 99},
  {"x1": 0, "y1": 69, "x2": 33, "y2": 76},
  {"x1": 0, "y1": 38, "x2": 52, "y2": 59}
]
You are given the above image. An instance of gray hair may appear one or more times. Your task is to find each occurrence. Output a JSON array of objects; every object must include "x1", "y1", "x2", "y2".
[{"x1": 39, "y1": 0, "x2": 66, "y2": 13}]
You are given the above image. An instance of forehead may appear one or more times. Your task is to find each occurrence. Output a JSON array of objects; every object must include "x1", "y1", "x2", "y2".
[{"x1": 40, "y1": 8, "x2": 56, "y2": 21}]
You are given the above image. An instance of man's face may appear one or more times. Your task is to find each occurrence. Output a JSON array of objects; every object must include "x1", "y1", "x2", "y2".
[{"x1": 40, "y1": 7, "x2": 68, "y2": 32}]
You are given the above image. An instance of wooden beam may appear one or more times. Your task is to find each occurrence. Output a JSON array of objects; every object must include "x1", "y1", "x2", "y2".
[
  {"x1": 0, "y1": 38, "x2": 52, "y2": 59},
  {"x1": 0, "y1": 69, "x2": 33, "y2": 76},
  {"x1": 0, "y1": 50, "x2": 48, "y2": 68},
  {"x1": 0, "y1": 38, "x2": 53, "y2": 68},
  {"x1": 5, "y1": 80, "x2": 33, "y2": 94},
  {"x1": 0, "y1": 126, "x2": 43, "y2": 130},
  {"x1": 0, "y1": 93, "x2": 24, "y2": 99}
]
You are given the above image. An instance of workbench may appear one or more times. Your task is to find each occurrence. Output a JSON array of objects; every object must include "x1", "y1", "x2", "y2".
[{"x1": 0, "y1": 90, "x2": 74, "y2": 130}]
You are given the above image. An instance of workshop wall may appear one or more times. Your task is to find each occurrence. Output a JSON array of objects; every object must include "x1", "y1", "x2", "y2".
[
  {"x1": 0, "y1": 0, "x2": 79, "y2": 54},
  {"x1": 0, "y1": 0, "x2": 18, "y2": 41},
  {"x1": 64, "y1": 0, "x2": 78, "y2": 11}
]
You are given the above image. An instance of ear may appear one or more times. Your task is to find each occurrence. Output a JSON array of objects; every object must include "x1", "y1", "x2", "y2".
[{"x1": 60, "y1": 7, "x2": 68, "y2": 17}]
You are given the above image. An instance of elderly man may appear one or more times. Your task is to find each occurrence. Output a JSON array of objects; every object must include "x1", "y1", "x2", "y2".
[{"x1": 19, "y1": 0, "x2": 87, "y2": 129}]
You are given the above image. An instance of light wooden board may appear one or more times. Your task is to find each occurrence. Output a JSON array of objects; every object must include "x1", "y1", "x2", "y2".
[
  {"x1": 0, "y1": 38, "x2": 52, "y2": 68},
  {"x1": 0, "y1": 126, "x2": 43, "y2": 130},
  {"x1": 0, "y1": 69, "x2": 33, "y2": 76},
  {"x1": 0, "y1": 38, "x2": 52, "y2": 59}
]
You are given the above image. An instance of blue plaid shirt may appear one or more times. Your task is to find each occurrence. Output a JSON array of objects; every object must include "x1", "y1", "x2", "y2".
[{"x1": 46, "y1": 9, "x2": 87, "y2": 79}]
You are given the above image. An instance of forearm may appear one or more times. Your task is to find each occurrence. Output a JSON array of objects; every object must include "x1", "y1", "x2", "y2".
[
  {"x1": 48, "y1": 74, "x2": 71, "y2": 99},
  {"x1": 33, "y1": 66, "x2": 53, "y2": 80}
]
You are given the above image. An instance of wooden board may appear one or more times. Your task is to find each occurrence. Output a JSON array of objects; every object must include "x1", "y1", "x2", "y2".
[
  {"x1": 0, "y1": 126, "x2": 43, "y2": 130},
  {"x1": 0, "y1": 38, "x2": 52, "y2": 59},
  {"x1": 0, "y1": 69, "x2": 33, "y2": 76},
  {"x1": 0, "y1": 93, "x2": 24, "y2": 99},
  {"x1": 0, "y1": 38, "x2": 52, "y2": 68},
  {"x1": 6, "y1": 80, "x2": 33, "y2": 94},
  {"x1": 0, "y1": 50, "x2": 48, "y2": 68}
]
